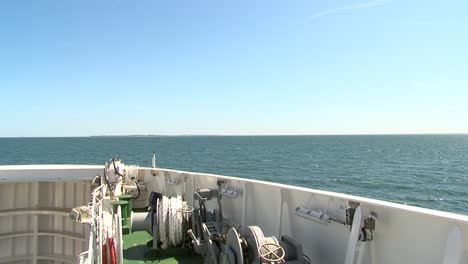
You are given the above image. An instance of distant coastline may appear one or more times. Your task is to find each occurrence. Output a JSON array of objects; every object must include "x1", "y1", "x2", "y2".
[{"x1": 0, "y1": 133, "x2": 467, "y2": 138}]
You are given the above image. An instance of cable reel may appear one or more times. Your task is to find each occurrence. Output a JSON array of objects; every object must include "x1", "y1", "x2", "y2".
[
  {"x1": 221, "y1": 228, "x2": 244, "y2": 264},
  {"x1": 240, "y1": 226, "x2": 284, "y2": 264},
  {"x1": 258, "y1": 243, "x2": 285, "y2": 264},
  {"x1": 132, "y1": 192, "x2": 193, "y2": 250}
]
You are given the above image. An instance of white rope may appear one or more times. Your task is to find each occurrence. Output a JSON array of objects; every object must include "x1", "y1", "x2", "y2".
[
  {"x1": 158, "y1": 196, "x2": 169, "y2": 249},
  {"x1": 169, "y1": 196, "x2": 183, "y2": 246},
  {"x1": 158, "y1": 195, "x2": 183, "y2": 249}
]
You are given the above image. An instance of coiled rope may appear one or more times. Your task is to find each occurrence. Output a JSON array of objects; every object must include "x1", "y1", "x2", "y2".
[{"x1": 158, "y1": 195, "x2": 184, "y2": 249}]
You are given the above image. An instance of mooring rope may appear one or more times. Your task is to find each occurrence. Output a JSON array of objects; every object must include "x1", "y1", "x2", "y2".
[{"x1": 158, "y1": 195, "x2": 184, "y2": 249}]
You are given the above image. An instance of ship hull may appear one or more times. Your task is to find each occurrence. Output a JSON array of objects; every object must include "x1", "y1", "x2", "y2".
[{"x1": 0, "y1": 165, "x2": 467, "y2": 264}]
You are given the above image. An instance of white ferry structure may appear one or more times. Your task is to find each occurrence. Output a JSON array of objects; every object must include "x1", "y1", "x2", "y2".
[{"x1": 0, "y1": 156, "x2": 467, "y2": 264}]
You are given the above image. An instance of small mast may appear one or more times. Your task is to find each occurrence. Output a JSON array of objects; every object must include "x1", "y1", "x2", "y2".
[{"x1": 151, "y1": 149, "x2": 157, "y2": 176}]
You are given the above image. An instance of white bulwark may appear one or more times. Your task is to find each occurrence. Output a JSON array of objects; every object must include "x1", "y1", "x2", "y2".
[{"x1": 0, "y1": 164, "x2": 467, "y2": 264}]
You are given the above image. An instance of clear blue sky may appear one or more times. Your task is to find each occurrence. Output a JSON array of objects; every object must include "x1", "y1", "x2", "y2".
[{"x1": 1, "y1": 0, "x2": 467, "y2": 136}]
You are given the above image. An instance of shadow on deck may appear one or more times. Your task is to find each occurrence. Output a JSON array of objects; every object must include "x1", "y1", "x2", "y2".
[{"x1": 123, "y1": 231, "x2": 203, "y2": 264}]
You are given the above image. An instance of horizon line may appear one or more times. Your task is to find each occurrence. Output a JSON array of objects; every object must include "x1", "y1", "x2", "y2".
[{"x1": 0, "y1": 132, "x2": 467, "y2": 138}]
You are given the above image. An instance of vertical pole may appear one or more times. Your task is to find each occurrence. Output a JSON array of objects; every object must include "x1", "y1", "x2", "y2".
[
  {"x1": 98, "y1": 197, "x2": 103, "y2": 264},
  {"x1": 345, "y1": 206, "x2": 362, "y2": 264},
  {"x1": 278, "y1": 188, "x2": 284, "y2": 239},
  {"x1": 32, "y1": 182, "x2": 39, "y2": 264},
  {"x1": 356, "y1": 240, "x2": 367, "y2": 264}
]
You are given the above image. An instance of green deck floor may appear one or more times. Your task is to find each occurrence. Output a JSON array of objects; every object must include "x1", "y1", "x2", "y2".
[{"x1": 122, "y1": 229, "x2": 203, "y2": 264}]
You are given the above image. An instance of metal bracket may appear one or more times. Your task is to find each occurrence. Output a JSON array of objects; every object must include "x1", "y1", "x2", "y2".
[
  {"x1": 364, "y1": 216, "x2": 376, "y2": 231},
  {"x1": 295, "y1": 206, "x2": 330, "y2": 225},
  {"x1": 345, "y1": 208, "x2": 355, "y2": 226},
  {"x1": 359, "y1": 213, "x2": 377, "y2": 242},
  {"x1": 218, "y1": 180, "x2": 241, "y2": 199}
]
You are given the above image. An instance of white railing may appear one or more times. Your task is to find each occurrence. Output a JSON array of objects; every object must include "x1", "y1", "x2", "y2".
[
  {"x1": 115, "y1": 205, "x2": 123, "y2": 264},
  {"x1": 80, "y1": 184, "x2": 106, "y2": 264},
  {"x1": 80, "y1": 183, "x2": 124, "y2": 264}
]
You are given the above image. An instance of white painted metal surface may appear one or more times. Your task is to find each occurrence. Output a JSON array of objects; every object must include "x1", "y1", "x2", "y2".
[
  {"x1": 141, "y1": 167, "x2": 468, "y2": 264},
  {"x1": 0, "y1": 164, "x2": 102, "y2": 182},
  {"x1": 443, "y1": 226, "x2": 464, "y2": 264},
  {"x1": 1, "y1": 164, "x2": 468, "y2": 264},
  {"x1": 0, "y1": 165, "x2": 98, "y2": 263}
]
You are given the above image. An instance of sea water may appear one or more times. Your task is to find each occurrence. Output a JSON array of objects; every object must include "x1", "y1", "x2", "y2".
[{"x1": 0, "y1": 135, "x2": 467, "y2": 214}]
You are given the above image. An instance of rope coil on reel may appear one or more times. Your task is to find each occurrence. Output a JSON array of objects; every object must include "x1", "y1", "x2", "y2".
[{"x1": 157, "y1": 195, "x2": 186, "y2": 249}]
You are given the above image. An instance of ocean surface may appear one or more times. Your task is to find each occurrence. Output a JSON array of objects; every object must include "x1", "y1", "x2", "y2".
[{"x1": 0, "y1": 135, "x2": 467, "y2": 214}]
